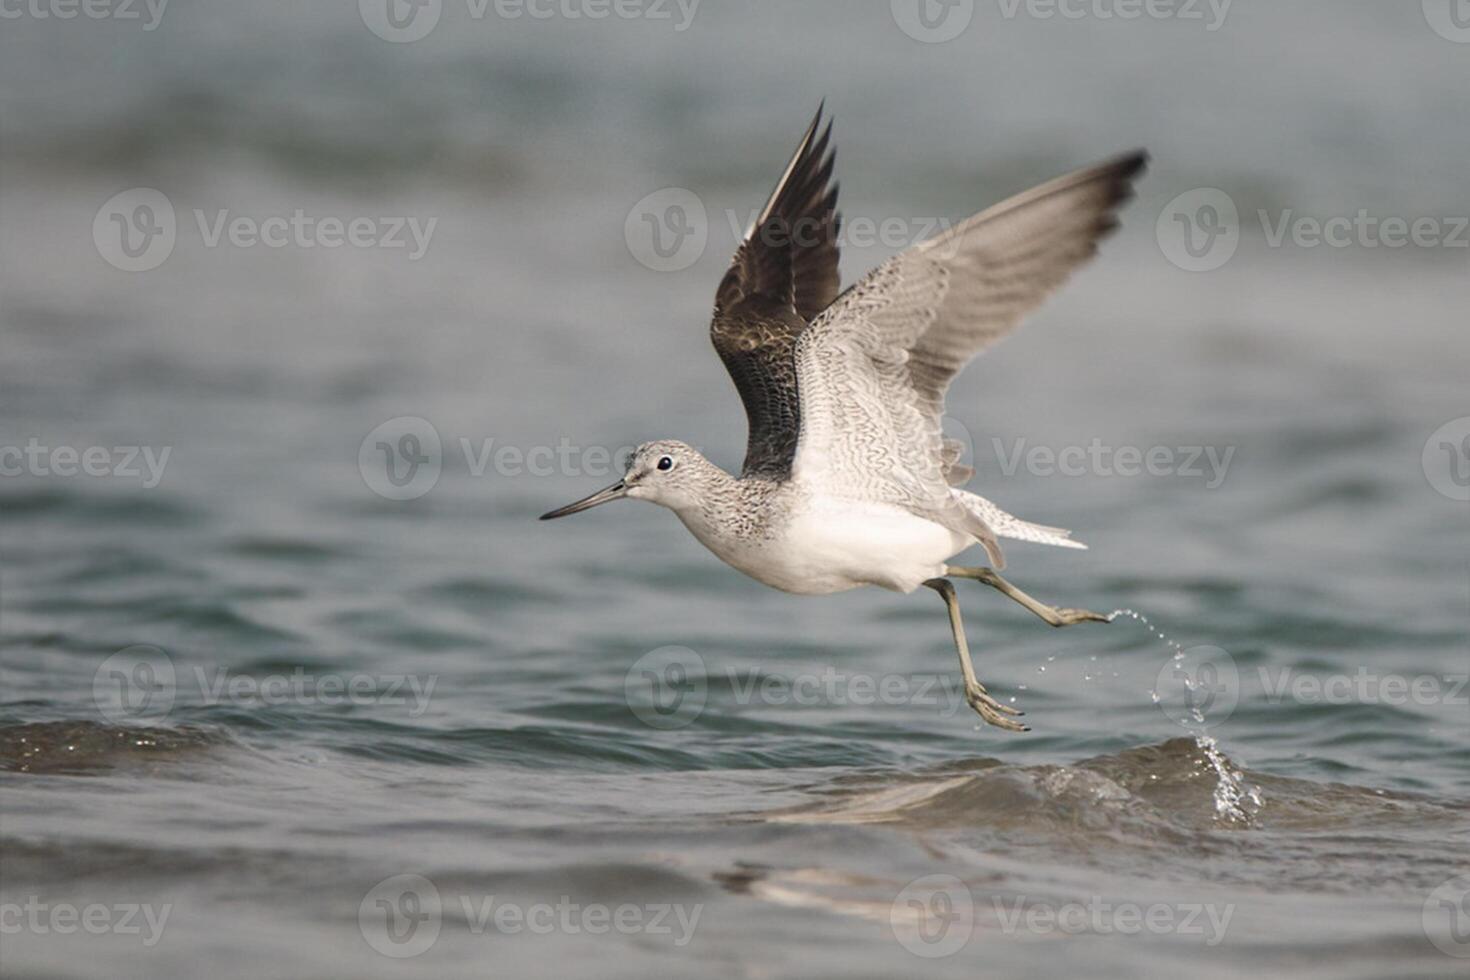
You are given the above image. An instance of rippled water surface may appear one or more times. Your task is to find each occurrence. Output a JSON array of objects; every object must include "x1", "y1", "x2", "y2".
[{"x1": 2, "y1": 3, "x2": 1469, "y2": 977}]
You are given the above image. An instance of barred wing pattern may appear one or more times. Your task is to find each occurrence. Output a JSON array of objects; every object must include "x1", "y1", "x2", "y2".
[
  {"x1": 711, "y1": 104, "x2": 841, "y2": 479},
  {"x1": 792, "y1": 152, "x2": 1148, "y2": 567}
]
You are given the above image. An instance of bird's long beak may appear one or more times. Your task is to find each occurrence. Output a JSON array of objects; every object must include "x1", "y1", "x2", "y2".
[{"x1": 539, "y1": 480, "x2": 628, "y2": 520}]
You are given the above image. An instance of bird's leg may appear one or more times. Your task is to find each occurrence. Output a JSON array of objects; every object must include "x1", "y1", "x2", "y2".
[
  {"x1": 923, "y1": 578, "x2": 1029, "y2": 733},
  {"x1": 945, "y1": 566, "x2": 1111, "y2": 627}
]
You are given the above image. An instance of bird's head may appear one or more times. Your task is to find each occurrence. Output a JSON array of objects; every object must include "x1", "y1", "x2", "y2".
[{"x1": 539, "y1": 440, "x2": 718, "y2": 520}]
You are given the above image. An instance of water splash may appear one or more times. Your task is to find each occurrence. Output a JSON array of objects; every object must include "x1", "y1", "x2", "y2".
[
  {"x1": 1107, "y1": 608, "x2": 1185, "y2": 655},
  {"x1": 1197, "y1": 733, "x2": 1266, "y2": 823},
  {"x1": 1107, "y1": 608, "x2": 1264, "y2": 825}
]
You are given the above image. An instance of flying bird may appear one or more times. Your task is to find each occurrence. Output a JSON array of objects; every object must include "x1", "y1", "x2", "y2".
[{"x1": 543, "y1": 105, "x2": 1146, "y2": 731}]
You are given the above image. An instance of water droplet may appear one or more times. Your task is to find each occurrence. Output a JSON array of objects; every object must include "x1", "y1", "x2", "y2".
[{"x1": 1107, "y1": 607, "x2": 1186, "y2": 655}]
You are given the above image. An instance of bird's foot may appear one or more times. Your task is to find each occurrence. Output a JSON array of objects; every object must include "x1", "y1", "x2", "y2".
[
  {"x1": 1048, "y1": 607, "x2": 1111, "y2": 627},
  {"x1": 965, "y1": 681, "x2": 1029, "y2": 733}
]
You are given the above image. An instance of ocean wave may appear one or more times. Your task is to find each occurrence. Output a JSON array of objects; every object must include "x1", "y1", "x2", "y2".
[{"x1": 0, "y1": 720, "x2": 230, "y2": 775}]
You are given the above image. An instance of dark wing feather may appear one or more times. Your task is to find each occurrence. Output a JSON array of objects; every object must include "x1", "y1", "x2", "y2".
[{"x1": 711, "y1": 103, "x2": 841, "y2": 479}]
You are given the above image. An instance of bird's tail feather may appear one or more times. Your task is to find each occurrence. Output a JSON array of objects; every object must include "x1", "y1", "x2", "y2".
[{"x1": 955, "y1": 491, "x2": 1087, "y2": 551}]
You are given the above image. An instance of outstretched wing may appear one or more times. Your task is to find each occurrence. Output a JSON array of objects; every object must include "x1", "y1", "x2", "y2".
[
  {"x1": 711, "y1": 103, "x2": 841, "y2": 479},
  {"x1": 792, "y1": 151, "x2": 1148, "y2": 566}
]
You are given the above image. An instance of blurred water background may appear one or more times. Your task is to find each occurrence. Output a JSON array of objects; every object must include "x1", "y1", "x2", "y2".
[{"x1": 1, "y1": 1, "x2": 1468, "y2": 977}]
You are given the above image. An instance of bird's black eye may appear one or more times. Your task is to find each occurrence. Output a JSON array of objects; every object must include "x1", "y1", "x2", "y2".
[{"x1": 657, "y1": 455, "x2": 674, "y2": 471}]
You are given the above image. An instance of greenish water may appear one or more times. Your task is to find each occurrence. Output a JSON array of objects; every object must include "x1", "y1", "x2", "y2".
[{"x1": 2, "y1": 3, "x2": 1469, "y2": 977}]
